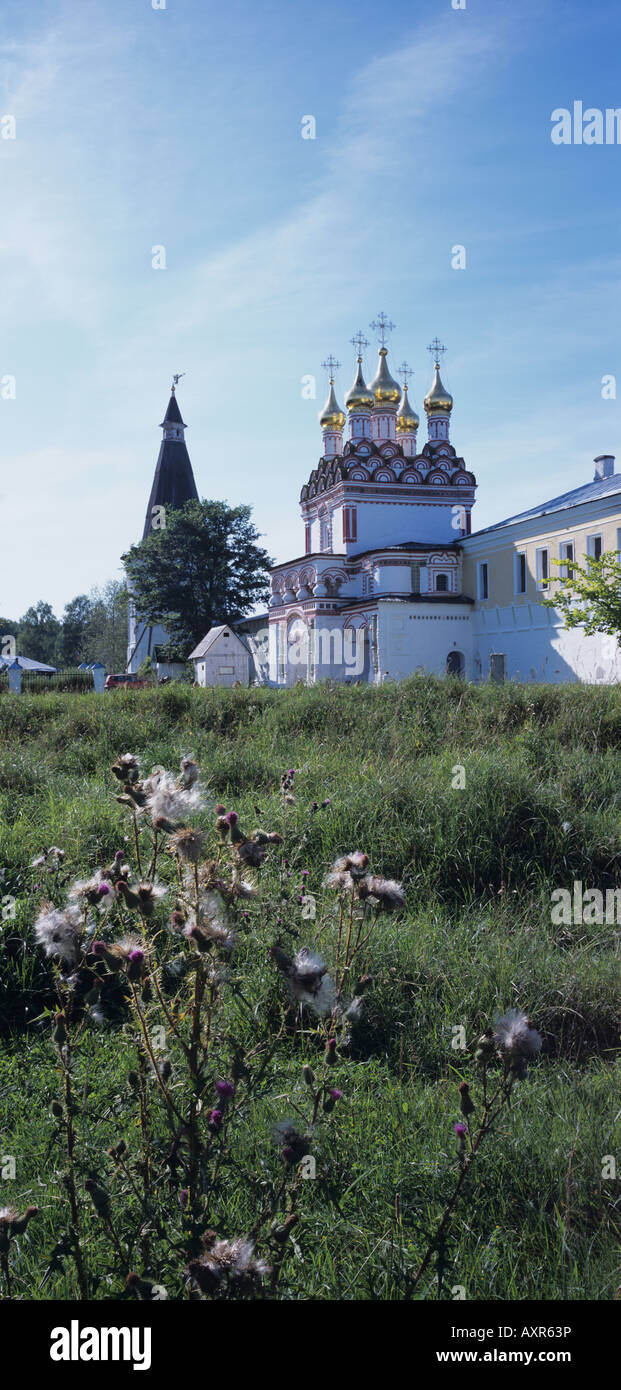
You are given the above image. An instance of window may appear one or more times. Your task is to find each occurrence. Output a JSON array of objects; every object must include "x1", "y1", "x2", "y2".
[
  {"x1": 411, "y1": 563, "x2": 421, "y2": 594},
  {"x1": 435, "y1": 573, "x2": 448, "y2": 592},
  {"x1": 536, "y1": 547, "x2": 549, "y2": 589},
  {"x1": 587, "y1": 534, "x2": 602, "y2": 562},
  {"x1": 305, "y1": 523, "x2": 311, "y2": 555},
  {"x1": 319, "y1": 513, "x2": 330, "y2": 551},
  {"x1": 514, "y1": 552, "x2": 527, "y2": 595},
  {"x1": 559, "y1": 540, "x2": 574, "y2": 578},
  {"x1": 342, "y1": 506, "x2": 357, "y2": 543},
  {"x1": 362, "y1": 572, "x2": 374, "y2": 596},
  {"x1": 478, "y1": 562, "x2": 489, "y2": 600}
]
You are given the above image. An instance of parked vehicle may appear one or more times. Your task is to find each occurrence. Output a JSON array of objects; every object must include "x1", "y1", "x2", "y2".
[{"x1": 104, "y1": 672, "x2": 149, "y2": 690}]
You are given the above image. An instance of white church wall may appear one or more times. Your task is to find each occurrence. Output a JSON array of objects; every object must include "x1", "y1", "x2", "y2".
[
  {"x1": 346, "y1": 499, "x2": 467, "y2": 554},
  {"x1": 472, "y1": 605, "x2": 621, "y2": 684},
  {"x1": 128, "y1": 617, "x2": 169, "y2": 673},
  {"x1": 240, "y1": 625, "x2": 271, "y2": 684},
  {"x1": 378, "y1": 603, "x2": 474, "y2": 680}
]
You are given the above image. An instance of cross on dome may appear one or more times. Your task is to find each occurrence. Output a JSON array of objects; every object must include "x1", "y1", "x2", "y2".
[
  {"x1": 321, "y1": 354, "x2": 341, "y2": 383},
  {"x1": 370, "y1": 313, "x2": 395, "y2": 347},
  {"x1": 398, "y1": 361, "x2": 413, "y2": 389},
  {"x1": 171, "y1": 372, "x2": 185, "y2": 394},
  {"x1": 350, "y1": 330, "x2": 370, "y2": 360},
  {"x1": 427, "y1": 338, "x2": 447, "y2": 369}
]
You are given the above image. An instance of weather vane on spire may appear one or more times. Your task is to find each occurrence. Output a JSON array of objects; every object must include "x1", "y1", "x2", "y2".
[
  {"x1": 398, "y1": 361, "x2": 413, "y2": 390},
  {"x1": 321, "y1": 354, "x2": 341, "y2": 383},
  {"x1": 350, "y1": 330, "x2": 369, "y2": 359},
  {"x1": 370, "y1": 313, "x2": 395, "y2": 347},
  {"x1": 171, "y1": 372, "x2": 186, "y2": 394},
  {"x1": 427, "y1": 338, "x2": 447, "y2": 369}
]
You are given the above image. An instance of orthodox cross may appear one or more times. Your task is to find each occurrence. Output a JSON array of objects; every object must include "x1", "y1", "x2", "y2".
[
  {"x1": 321, "y1": 354, "x2": 341, "y2": 383},
  {"x1": 427, "y1": 338, "x2": 447, "y2": 369},
  {"x1": 398, "y1": 360, "x2": 413, "y2": 390},
  {"x1": 370, "y1": 313, "x2": 395, "y2": 346},
  {"x1": 171, "y1": 372, "x2": 185, "y2": 393},
  {"x1": 350, "y1": 330, "x2": 369, "y2": 360}
]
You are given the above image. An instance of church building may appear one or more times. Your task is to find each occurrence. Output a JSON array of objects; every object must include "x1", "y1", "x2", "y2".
[
  {"x1": 127, "y1": 329, "x2": 621, "y2": 688},
  {"x1": 247, "y1": 318, "x2": 621, "y2": 686},
  {"x1": 262, "y1": 324, "x2": 477, "y2": 684},
  {"x1": 127, "y1": 379, "x2": 199, "y2": 673}
]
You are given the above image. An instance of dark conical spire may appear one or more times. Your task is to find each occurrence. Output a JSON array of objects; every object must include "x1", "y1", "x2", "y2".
[
  {"x1": 142, "y1": 386, "x2": 199, "y2": 539},
  {"x1": 162, "y1": 392, "x2": 185, "y2": 426}
]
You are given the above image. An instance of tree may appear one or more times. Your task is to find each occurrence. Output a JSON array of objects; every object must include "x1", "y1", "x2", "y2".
[
  {"x1": 542, "y1": 552, "x2": 621, "y2": 643},
  {"x1": 83, "y1": 580, "x2": 128, "y2": 671},
  {"x1": 57, "y1": 594, "x2": 92, "y2": 666},
  {"x1": 17, "y1": 601, "x2": 61, "y2": 666},
  {"x1": 123, "y1": 499, "x2": 272, "y2": 657}
]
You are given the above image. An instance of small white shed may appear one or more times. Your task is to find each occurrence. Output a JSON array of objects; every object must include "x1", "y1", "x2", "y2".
[{"x1": 188, "y1": 626, "x2": 251, "y2": 687}]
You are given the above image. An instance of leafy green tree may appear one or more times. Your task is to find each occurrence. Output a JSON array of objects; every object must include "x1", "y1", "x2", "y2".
[
  {"x1": 83, "y1": 580, "x2": 128, "y2": 671},
  {"x1": 58, "y1": 594, "x2": 92, "y2": 666},
  {"x1": 17, "y1": 601, "x2": 61, "y2": 666},
  {"x1": 542, "y1": 552, "x2": 621, "y2": 643},
  {"x1": 123, "y1": 499, "x2": 272, "y2": 657}
]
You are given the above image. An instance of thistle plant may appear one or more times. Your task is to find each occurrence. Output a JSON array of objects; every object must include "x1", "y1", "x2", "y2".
[
  {"x1": 27, "y1": 754, "x2": 357, "y2": 1298},
  {"x1": 410, "y1": 1010, "x2": 543, "y2": 1295},
  {"x1": 0, "y1": 1205, "x2": 39, "y2": 1299},
  {"x1": 23, "y1": 746, "x2": 548, "y2": 1302}
]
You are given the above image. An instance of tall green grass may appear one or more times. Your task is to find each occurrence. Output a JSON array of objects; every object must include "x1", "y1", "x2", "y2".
[{"x1": 0, "y1": 678, "x2": 619, "y2": 1299}]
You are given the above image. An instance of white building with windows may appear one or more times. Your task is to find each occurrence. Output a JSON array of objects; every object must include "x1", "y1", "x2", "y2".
[
  {"x1": 461, "y1": 457, "x2": 621, "y2": 684},
  {"x1": 239, "y1": 322, "x2": 621, "y2": 687}
]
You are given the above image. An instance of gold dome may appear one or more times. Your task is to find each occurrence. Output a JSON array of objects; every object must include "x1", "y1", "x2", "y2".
[
  {"x1": 369, "y1": 347, "x2": 401, "y2": 406},
  {"x1": 396, "y1": 384, "x2": 420, "y2": 435},
  {"x1": 345, "y1": 358, "x2": 374, "y2": 412},
  {"x1": 424, "y1": 365, "x2": 453, "y2": 415},
  {"x1": 319, "y1": 380, "x2": 346, "y2": 431}
]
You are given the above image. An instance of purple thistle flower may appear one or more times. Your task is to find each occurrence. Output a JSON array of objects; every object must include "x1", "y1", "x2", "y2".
[
  {"x1": 114, "y1": 850, "x2": 124, "y2": 861},
  {"x1": 209, "y1": 1108, "x2": 223, "y2": 1132},
  {"x1": 301, "y1": 869, "x2": 309, "y2": 877},
  {"x1": 129, "y1": 948, "x2": 144, "y2": 963},
  {"x1": 454, "y1": 1122, "x2": 468, "y2": 1136},
  {"x1": 179, "y1": 1188, "x2": 189, "y2": 1209},
  {"x1": 225, "y1": 811, "x2": 238, "y2": 827},
  {"x1": 92, "y1": 941, "x2": 107, "y2": 956},
  {"x1": 215, "y1": 1080, "x2": 235, "y2": 1099},
  {"x1": 329, "y1": 1089, "x2": 343, "y2": 1101},
  {"x1": 97, "y1": 882, "x2": 111, "y2": 896}
]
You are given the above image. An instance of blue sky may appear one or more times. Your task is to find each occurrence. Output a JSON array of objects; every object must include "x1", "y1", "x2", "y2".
[{"x1": 1, "y1": 0, "x2": 621, "y2": 618}]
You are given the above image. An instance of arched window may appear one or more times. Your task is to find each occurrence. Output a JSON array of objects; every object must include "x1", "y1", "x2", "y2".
[{"x1": 436, "y1": 573, "x2": 449, "y2": 592}]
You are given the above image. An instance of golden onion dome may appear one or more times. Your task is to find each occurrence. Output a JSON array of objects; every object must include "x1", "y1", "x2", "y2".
[
  {"x1": 345, "y1": 358, "x2": 374, "y2": 412},
  {"x1": 319, "y1": 380, "x2": 346, "y2": 432},
  {"x1": 369, "y1": 347, "x2": 401, "y2": 406},
  {"x1": 424, "y1": 365, "x2": 453, "y2": 415},
  {"x1": 396, "y1": 384, "x2": 420, "y2": 435}
]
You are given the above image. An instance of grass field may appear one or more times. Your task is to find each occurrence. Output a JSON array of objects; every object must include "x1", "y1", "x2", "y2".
[{"x1": 0, "y1": 677, "x2": 619, "y2": 1300}]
